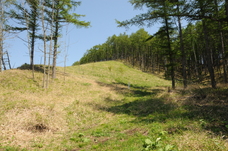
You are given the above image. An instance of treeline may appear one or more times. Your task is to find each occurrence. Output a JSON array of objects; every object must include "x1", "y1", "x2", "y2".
[{"x1": 76, "y1": 0, "x2": 228, "y2": 89}]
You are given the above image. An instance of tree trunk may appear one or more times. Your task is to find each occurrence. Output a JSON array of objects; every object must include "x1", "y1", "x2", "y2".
[
  {"x1": 0, "y1": 32, "x2": 2, "y2": 72},
  {"x1": 193, "y1": 44, "x2": 199, "y2": 80},
  {"x1": 30, "y1": 22, "x2": 36, "y2": 68},
  {"x1": 164, "y1": 16, "x2": 175, "y2": 89},
  {"x1": 0, "y1": 0, "x2": 3, "y2": 72},
  {"x1": 214, "y1": 0, "x2": 227, "y2": 83},
  {"x1": 199, "y1": 1, "x2": 216, "y2": 88},
  {"x1": 177, "y1": 3, "x2": 187, "y2": 88},
  {"x1": 217, "y1": 22, "x2": 227, "y2": 83},
  {"x1": 52, "y1": 8, "x2": 59, "y2": 79},
  {"x1": 225, "y1": 0, "x2": 228, "y2": 19},
  {"x1": 30, "y1": 2, "x2": 38, "y2": 71},
  {"x1": 41, "y1": 0, "x2": 47, "y2": 88},
  {"x1": 30, "y1": 18, "x2": 36, "y2": 79},
  {"x1": 202, "y1": 20, "x2": 216, "y2": 88}
]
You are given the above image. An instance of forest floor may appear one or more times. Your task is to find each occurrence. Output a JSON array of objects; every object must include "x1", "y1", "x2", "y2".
[{"x1": 0, "y1": 61, "x2": 228, "y2": 151}]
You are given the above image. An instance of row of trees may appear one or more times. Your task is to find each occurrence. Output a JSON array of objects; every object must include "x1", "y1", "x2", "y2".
[
  {"x1": 77, "y1": 0, "x2": 228, "y2": 89},
  {"x1": 0, "y1": 0, "x2": 89, "y2": 87}
]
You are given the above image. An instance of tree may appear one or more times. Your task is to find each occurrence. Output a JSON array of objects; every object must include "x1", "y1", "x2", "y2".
[
  {"x1": 27, "y1": 0, "x2": 40, "y2": 71},
  {"x1": 0, "y1": 0, "x2": 3, "y2": 72},
  {"x1": 117, "y1": 0, "x2": 178, "y2": 89},
  {"x1": 41, "y1": 0, "x2": 48, "y2": 88},
  {"x1": 9, "y1": 0, "x2": 40, "y2": 72},
  {"x1": 198, "y1": 0, "x2": 217, "y2": 88},
  {"x1": 0, "y1": 0, "x2": 15, "y2": 72},
  {"x1": 214, "y1": 0, "x2": 227, "y2": 83},
  {"x1": 176, "y1": 0, "x2": 187, "y2": 88},
  {"x1": 44, "y1": 0, "x2": 90, "y2": 78}
]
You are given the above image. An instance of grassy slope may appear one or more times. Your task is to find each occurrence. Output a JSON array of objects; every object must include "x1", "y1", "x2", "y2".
[{"x1": 0, "y1": 61, "x2": 227, "y2": 150}]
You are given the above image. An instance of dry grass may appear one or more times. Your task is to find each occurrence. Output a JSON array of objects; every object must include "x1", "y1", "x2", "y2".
[
  {"x1": 0, "y1": 62, "x2": 130, "y2": 150},
  {"x1": 0, "y1": 61, "x2": 228, "y2": 150},
  {"x1": 175, "y1": 131, "x2": 228, "y2": 150}
]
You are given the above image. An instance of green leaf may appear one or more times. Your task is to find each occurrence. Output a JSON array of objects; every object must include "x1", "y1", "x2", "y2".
[
  {"x1": 165, "y1": 144, "x2": 174, "y2": 151},
  {"x1": 78, "y1": 133, "x2": 84, "y2": 137},
  {"x1": 155, "y1": 137, "x2": 161, "y2": 143},
  {"x1": 160, "y1": 131, "x2": 168, "y2": 136},
  {"x1": 82, "y1": 138, "x2": 90, "y2": 143},
  {"x1": 144, "y1": 139, "x2": 153, "y2": 145}
]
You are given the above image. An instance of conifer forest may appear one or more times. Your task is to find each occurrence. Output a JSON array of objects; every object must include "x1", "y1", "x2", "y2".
[{"x1": 78, "y1": 0, "x2": 228, "y2": 89}]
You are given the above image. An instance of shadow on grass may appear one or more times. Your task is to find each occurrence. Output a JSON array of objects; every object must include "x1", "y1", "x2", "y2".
[
  {"x1": 114, "y1": 79, "x2": 152, "y2": 89},
  {"x1": 96, "y1": 80, "x2": 177, "y2": 119},
  {"x1": 106, "y1": 97, "x2": 177, "y2": 118},
  {"x1": 96, "y1": 81, "x2": 228, "y2": 136},
  {"x1": 180, "y1": 87, "x2": 228, "y2": 135},
  {"x1": 96, "y1": 81, "x2": 164, "y2": 97},
  {"x1": 184, "y1": 104, "x2": 228, "y2": 135}
]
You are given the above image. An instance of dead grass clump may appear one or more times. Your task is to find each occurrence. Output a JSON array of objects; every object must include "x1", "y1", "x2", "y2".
[
  {"x1": 0, "y1": 106, "x2": 67, "y2": 148},
  {"x1": 27, "y1": 123, "x2": 49, "y2": 133}
]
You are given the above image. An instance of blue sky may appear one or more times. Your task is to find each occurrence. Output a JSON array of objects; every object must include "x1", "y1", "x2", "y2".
[{"x1": 5, "y1": 0, "x2": 161, "y2": 68}]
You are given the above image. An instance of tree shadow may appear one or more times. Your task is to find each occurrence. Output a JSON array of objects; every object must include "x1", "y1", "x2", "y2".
[
  {"x1": 134, "y1": 87, "x2": 228, "y2": 136},
  {"x1": 179, "y1": 87, "x2": 228, "y2": 136},
  {"x1": 96, "y1": 80, "x2": 176, "y2": 119},
  {"x1": 184, "y1": 104, "x2": 228, "y2": 135},
  {"x1": 96, "y1": 81, "x2": 164, "y2": 97},
  {"x1": 106, "y1": 97, "x2": 177, "y2": 118},
  {"x1": 96, "y1": 81, "x2": 228, "y2": 136}
]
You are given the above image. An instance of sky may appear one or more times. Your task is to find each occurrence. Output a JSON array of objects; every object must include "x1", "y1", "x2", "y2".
[{"x1": 4, "y1": 0, "x2": 161, "y2": 69}]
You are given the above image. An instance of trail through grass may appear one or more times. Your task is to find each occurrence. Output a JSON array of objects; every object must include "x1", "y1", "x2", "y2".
[{"x1": 0, "y1": 61, "x2": 227, "y2": 150}]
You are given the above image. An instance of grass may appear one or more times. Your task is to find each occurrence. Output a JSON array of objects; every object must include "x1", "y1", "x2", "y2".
[{"x1": 0, "y1": 60, "x2": 228, "y2": 150}]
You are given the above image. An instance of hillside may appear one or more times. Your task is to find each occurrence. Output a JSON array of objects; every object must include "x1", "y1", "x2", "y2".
[{"x1": 0, "y1": 61, "x2": 228, "y2": 151}]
